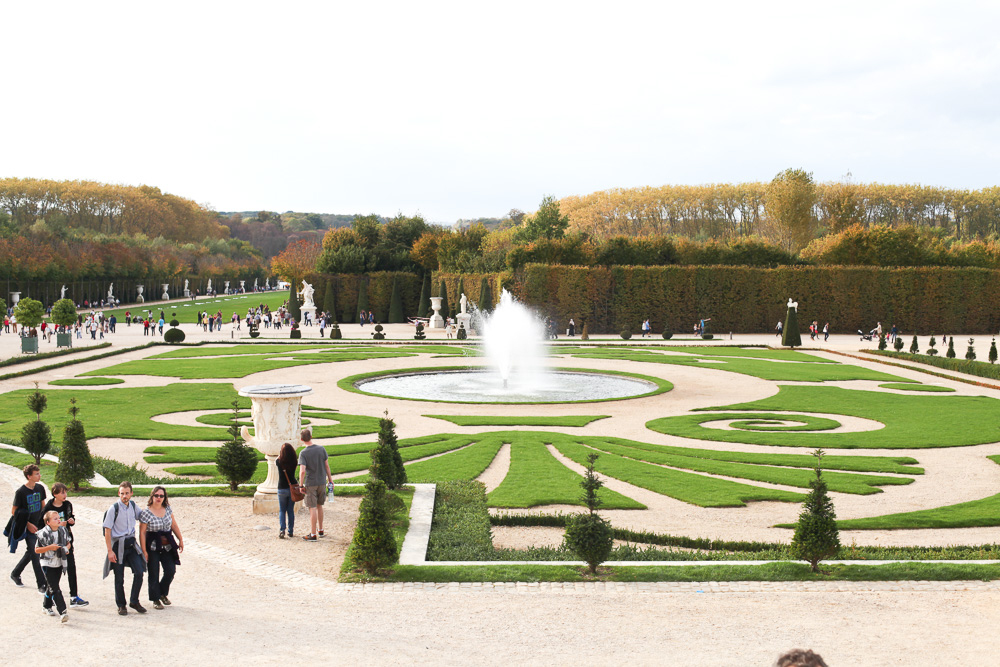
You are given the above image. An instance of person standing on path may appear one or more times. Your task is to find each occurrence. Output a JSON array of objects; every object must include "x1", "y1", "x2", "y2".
[
  {"x1": 7, "y1": 464, "x2": 47, "y2": 593},
  {"x1": 641, "y1": 319, "x2": 651, "y2": 337},
  {"x1": 568, "y1": 318, "x2": 575, "y2": 337},
  {"x1": 139, "y1": 486, "x2": 183, "y2": 610},
  {"x1": 41, "y1": 483, "x2": 88, "y2": 608},
  {"x1": 276, "y1": 443, "x2": 298, "y2": 539},
  {"x1": 823, "y1": 322, "x2": 829, "y2": 342},
  {"x1": 34, "y1": 510, "x2": 71, "y2": 623},
  {"x1": 102, "y1": 481, "x2": 146, "y2": 615},
  {"x1": 776, "y1": 320, "x2": 783, "y2": 337},
  {"x1": 298, "y1": 430, "x2": 333, "y2": 542}
]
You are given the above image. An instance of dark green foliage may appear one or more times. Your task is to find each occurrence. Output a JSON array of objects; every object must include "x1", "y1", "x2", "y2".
[
  {"x1": 169, "y1": 319, "x2": 180, "y2": 327},
  {"x1": 413, "y1": 322, "x2": 426, "y2": 340},
  {"x1": 350, "y1": 478, "x2": 398, "y2": 575},
  {"x1": 910, "y1": 335, "x2": 919, "y2": 354},
  {"x1": 662, "y1": 321, "x2": 672, "y2": 339},
  {"x1": 947, "y1": 337, "x2": 956, "y2": 358},
  {"x1": 249, "y1": 327, "x2": 260, "y2": 338},
  {"x1": 388, "y1": 277, "x2": 404, "y2": 323},
  {"x1": 329, "y1": 322, "x2": 342, "y2": 340},
  {"x1": 163, "y1": 327, "x2": 185, "y2": 343},
  {"x1": 927, "y1": 336, "x2": 937, "y2": 356},
  {"x1": 21, "y1": 384, "x2": 50, "y2": 465},
  {"x1": 438, "y1": 280, "x2": 449, "y2": 323},
  {"x1": 214, "y1": 400, "x2": 259, "y2": 491},
  {"x1": 323, "y1": 278, "x2": 337, "y2": 323},
  {"x1": 478, "y1": 276, "x2": 493, "y2": 314},
  {"x1": 50, "y1": 299, "x2": 77, "y2": 327},
  {"x1": 55, "y1": 399, "x2": 93, "y2": 491},
  {"x1": 580, "y1": 323, "x2": 589, "y2": 340},
  {"x1": 702, "y1": 334, "x2": 714, "y2": 340},
  {"x1": 426, "y1": 480, "x2": 494, "y2": 561},
  {"x1": 781, "y1": 305, "x2": 801, "y2": 348},
  {"x1": 290, "y1": 329, "x2": 302, "y2": 339},
  {"x1": 417, "y1": 273, "x2": 431, "y2": 319},
  {"x1": 563, "y1": 453, "x2": 614, "y2": 574},
  {"x1": 370, "y1": 412, "x2": 406, "y2": 490},
  {"x1": 456, "y1": 323, "x2": 467, "y2": 340},
  {"x1": 371, "y1": 323, "x2": 385, "y2": 340},
  {"x1": 791, "y1": 449, "x2": 840, "y2": 572},
  {"x1": 357, "y1": 278, "x2": 369, "y2": 315},
  {"x1": 878, "y1": 333, "x2": 887, "y2": 350},
  {"x1": 620, "y1": 329, "x2": 632, "y2": 340},
  {"x1": 287, "y1": 286, "x2": 302, "y2": 323},
  {"x1": 13, "y1": 297, "x2": 44, "y2": 330},
  {"x1": 893, "y1": 335, "x2": 904, "y2": 352},
  {"x1": 990, "y1": 338, "x2": 997, "y2": 364},
  {"x1": 966, "y1": 338, "x2": 977, "y2": 360}
]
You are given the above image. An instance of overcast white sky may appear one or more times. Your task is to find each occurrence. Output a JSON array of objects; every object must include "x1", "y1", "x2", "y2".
[{"x1": 4, "y1": 1, "x2": 999, "y2": 223}]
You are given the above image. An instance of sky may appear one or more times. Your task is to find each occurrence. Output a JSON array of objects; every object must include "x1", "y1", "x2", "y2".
[{"x1": 5, "y1": 1, "x2": 999, "y2": 223}]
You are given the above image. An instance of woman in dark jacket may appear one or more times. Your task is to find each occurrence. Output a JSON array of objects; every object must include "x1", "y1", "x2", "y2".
[{"x1": 276, "y1": 442, "x2": 298, "y2": 539}]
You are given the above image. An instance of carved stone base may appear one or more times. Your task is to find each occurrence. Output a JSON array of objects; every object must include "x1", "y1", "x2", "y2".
[{"x1": 252, "y1": 491, "x2": 279, "y2": 514}]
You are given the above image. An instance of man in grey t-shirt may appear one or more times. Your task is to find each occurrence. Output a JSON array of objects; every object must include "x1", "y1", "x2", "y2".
[{"x1": 298, "y1": 429, "x2": 333, "y2": 542}]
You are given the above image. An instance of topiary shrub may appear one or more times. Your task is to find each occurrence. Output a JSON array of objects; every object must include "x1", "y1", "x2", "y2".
[
  {"x1": 893, "y1": 335, "x2": 904, "y2": 352},
  {"x1": 662, "y1": 329, "x2": 673, "y2": 340},
  {"x1": 21, "y1": 383, "x2": 51, "y2": 465},
  {"x1": 580, "y1": 323, "x2": 589, "y2": 340},
  {"x1": 701, "y1": 334, "x2": 714, "y2": 340},
  {"x1": 946, "y1": 337, "x2": 956, "y2": 358},
  {"x1": 55, "y1": 398, "x2": 93, "y2": 491},
  {"x1": 781, "y1": 301, "x2": 802, "y2": 348},
  {"x1": 990, "y1": 338, "x2": 997, "y2": 365},
  {"x1": 329, "y1": 322, "x2": 342, "y2": 340},
  {"x1": 563, "y1": 453, "x2": 614, "y2": 575},
  {"x1": 791, "y1": 449, "x2": 840, "y2": 573},
  {"x1": 909, "y1": 335, "x2": 919, "y2": 355},
  {"x1": 413, "y1": 321, "x2": 426, "y2": 340},
  {"x1": 388, "y1": 277, "x2": 404, "y2": 323},
  {"x1": 456, "y1": 323, "x2": 467, "y2": 340},
  {"x1": 372, "y1": 323, "x2": 385, "y2": 340},
  {"x1": 163, "y1": 327, "x2": 185, "y2": 343},
  {"x1": 215, "y1": 400, "x2": 258, "y2": 491},
  {"x1": 620, "y1": 329, "x2": 632, "y2": 340},
  {"x1": 877, "y1": 333, "x2": 887, "y2": 350},
  {"x1": 370, "y1": 411, "x2": 406, "y2": 490},
  {"x1": 966, "y1": 338, "x2": 977, "y2": 361},
  {"x1": 50, "y1": 298, "x2": 77, "y2": 329},
  {"x1": 350, "y1": 478, "x2": 398, "y2": 575},
  {"x1": 14, "y1": 297, "x2": 44, "y2": 334},
  {"x1": 249, "y1": 326, "x2": 260, "y2": 339},
  {"x1": 290, "y1": 328, "x2": 302, "y2": 339},
  {"x1": 927, "y1": 336, "x2": 937, "y2": 356},
  {"x1": 169, "y1": 319, "x2": 180, "y2": 327}
]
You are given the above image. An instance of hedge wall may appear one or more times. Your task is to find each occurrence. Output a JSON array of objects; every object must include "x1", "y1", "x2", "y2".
[
  {"x1": 306, "y1": 271, "x2": 422, "y2": 323},
  {"x1": 512, "y1": 264, "x2": 1000, "y2": 335}
]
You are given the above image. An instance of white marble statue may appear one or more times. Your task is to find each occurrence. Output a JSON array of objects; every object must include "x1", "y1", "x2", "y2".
[
  {"x1": 224, "y1": 280, "x2": 230, "y2": 293},
  {"x1": 460, "y1": 293, "x2": 468, "y2": 314},
  {"x1": 255, "y1": 278, "x2": 259, "y2": 291},
  {"x1": 240, "y1": 280, "x2": 245, "y2": 292},
  {"x1": 787, "y1": 298, "x2": 798, "y2": 311},
  {"x1": 184, "y1": 279, "x2": 189, "y2": 292},
  {"x1": 136, "y1": 285, "x2": 145, "y2": 303},
  {"x1": 300, "y1": 280, "x2": 316, "y2": 309},
  {"x1": 107, "y1": 283, "x2": 114, "y2": 299},
  {"x1": 264, "y1": 278, "x2": 269, "y2": 289},
  {"x1": 161, "y1": 283, "x2": 170, "y2": 300},
  {"x1": 60, "y1": 285, "x2": 67, "y2": 299},
  {"x1": 207, "y1": 279, "x2": 213, "y2": 293}
]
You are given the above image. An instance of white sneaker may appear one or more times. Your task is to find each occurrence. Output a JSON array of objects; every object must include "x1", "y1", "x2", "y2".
[
  {"x1": 60, "y1": 612, "x2": 68, "y2": 624},
  {"x1": 43, "y1": 608, "x2": 56, "y2": 617}
]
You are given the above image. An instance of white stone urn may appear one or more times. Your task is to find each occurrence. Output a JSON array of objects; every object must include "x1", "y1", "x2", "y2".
[
  {"x1": 237, "y1": 383, "x2": 313, "y2": 514},
  {"x1": 10, "y1": 292, "x2": 20, "y2": 306},
  {"x1": 161, "y1": 284, "x2": 170, "y2": 300},
  {"x1": 429, "y1": 296, "x2": 444, "y2": 328}
]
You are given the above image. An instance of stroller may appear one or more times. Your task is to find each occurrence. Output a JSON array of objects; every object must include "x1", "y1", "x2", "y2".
[{"x1": 858, "y1": 328, "x2": 875, "y2": 341}]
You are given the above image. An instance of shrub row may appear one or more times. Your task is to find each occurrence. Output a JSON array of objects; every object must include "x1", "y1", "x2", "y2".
[
  {"x1": 871, "y1": 351, "x2": 1000, "y2": 382},
  {"x1": 425, "y1": 480, "x2": 494, "y2": 561},
  {"x1": 0, "y1": 342, "x2": 112, "y2": 371}
]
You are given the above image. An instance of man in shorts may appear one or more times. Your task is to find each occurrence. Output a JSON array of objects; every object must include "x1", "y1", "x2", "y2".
[{"x1": 298, "y1": 429, "x2": 333, "y2": 542}]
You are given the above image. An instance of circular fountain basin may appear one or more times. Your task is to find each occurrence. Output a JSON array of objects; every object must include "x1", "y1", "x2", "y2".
[{"x1": 350, "y1": 368, "x2": 668, "y2": 404}]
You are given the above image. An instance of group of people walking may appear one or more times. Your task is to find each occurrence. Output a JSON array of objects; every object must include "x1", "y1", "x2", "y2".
[{"x1": 5, "y1": 466, "x2": 184, "y2": 622}]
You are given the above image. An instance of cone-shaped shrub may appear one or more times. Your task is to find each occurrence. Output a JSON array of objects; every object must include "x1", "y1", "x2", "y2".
[
  {"x1": 990, "y1": 338, "x2": 997, "y2": 364},
  {"x1": 371, "y1": 412, "x2": 406, "y2": 490},
  {"x1": 323, "y1": 278, "x2": 337, "y2": 323},
  {"x1": 478, "y1": 277, "x2": 493, "y2": 315},
  {"x1": 350, "y1": 478, "x2": 397, "y2": 575},
  {"x1": 580, "y1": 323, "x2": 589, "y2": 340},
  {"x1": 909, "y1": 335, "x2": 919, "y2": 354},
  {"x1": 563, "y1": 453, "x2": 614, "y2": 575},
  {"x1": 21, "y1": 383, "x2": 50, "y2": 465},
  {"x1": 329, "y1": 322, "x2": 342, "y2": 340},
  {"x1": 357, "y1": 278, "x2": 369, "y2": 316},
  {"x1": 56, "y1": 399, "x2": 93, "y2": 491},
  {"x1": 791, "y1": 449, "x2": 840, "y2": 573},
  {"x1": 947, "y1": 337, "x2": 956, "y2": 358},
  {"x1": 781, "y1": 304, "x2": 802, "y2": 348},
  {"x1": 388, "y1": 277, "x2": 404, "y2": 323},
  {"x1": 966, "y1": 338, "x2": 977, "y2": 361},
  {"x1": 413, "y1": 321, "x2": 426, "y2": 340},
  {"x1": 438, "y1": 280, "x2": 449, "y2": 322},
  {"x1": 417, "y1": 273, "x2": 431, "y2": 318},
  {"x1": 893, "y1": 335, "x2": 904, "y2": 352},
  {"x1": 287, "y1": 283, "x2": 302, "y2": 324},
  {"x1": 877, "y1": 333, "x2": 887, "y2": 350},
  {"x1": 215, "y1": 400, "x2": 258, "y2": 491}
]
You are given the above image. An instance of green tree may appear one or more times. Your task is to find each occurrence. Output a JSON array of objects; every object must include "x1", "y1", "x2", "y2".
[
  {"x1": 767, "y1": 168, "x2": 818, "y2": 251},
  {"x1": 791, "y1": 449, "x2": 840, "y2": 573},
  {"x1": 878, "y1": 333, "x2": 887, "y2": 351},
  {"x1": 55, "y1": 399, "x2": 93, "y2": 491},
  {"x1": 781, "y1": 302, "x2": 802, "y2": 348},
  {"x1": 893, "y1": 335, "x2": 904, "y2": 352},
  {"x1": 50, "y1": 298, "x2": 77, "y2": 328},
  {"x1": 323, "y1": 278, "x2": 337, "y2": 323},
  {"x1": 990, "y1": 338, "x2": 997, "y2": 364},
  {"x1": 520, "y1": 195, "x2": 569, "y2": 241},
  {"x1": 927, "y1": 336, "x2": 938, "y2": 356},
  {"x1": 417, "y1": 273, "x2": 431, "y2": 318},
  {"x1": 13, "y1": 297, "x2": 44, "y2": 333},
  {"x1": 350, "y1": 477, "x2": 398, "y2": 575},
  {"x1": 438, "y1": 280, "x2": 449, "y2": 322},
  {"x1": 373, "y1": 411, "x2": 406, "y2": 489},
  {"x1": 909, "y1": 335, "x2": 919, "y2": 354},
  {"x1": 388, "y1": 276, "x2": 404, "y2": 323},
  {"x1": 287, "y1": 283, "x2": 301, "y2": 324},
  {"x1": 21, "y1": 383, "x2": 51, "y2": 465},
  {"x1": 563, "y1": 453, "x2": 614, "y2": 575},
  {"x1": 214, "y1": 400, "x2": 258, "y2": 492},
  {"x1": 478, "y1": 276, "x2": 493, "y2": 315}
]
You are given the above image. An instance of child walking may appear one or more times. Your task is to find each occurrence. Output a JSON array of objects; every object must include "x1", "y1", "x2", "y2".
[
  {"x1": 35, "y1": 510, "x2": 72, "y2": 623},
  {"x1": 42, "y1": 483, "x2": 88, "y2": 608}
]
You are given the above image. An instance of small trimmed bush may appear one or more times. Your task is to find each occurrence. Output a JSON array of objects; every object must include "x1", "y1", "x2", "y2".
[
  {"x1": 662, "y1": 330, "x2": 673, "y2": 340},
  {"x1": 55, "y1": 398, "x2": 93, "y2": 491},
  {"x1": 290, "y1": 328, "x2": 302, "y2": 339},
  {"x1": 372, "y1": 323, "x2": 385, "y2": 340},
  {"x1": 791, "y1": 449, "x2": 840, "y2": 573},
  {"x1": 351, "y1": 478, "x2": 398, "y2": 575},
  {"x1": 163, "y1": 327, "x2": 185, "y2": 343},
  {"x1": 563, "y1": 453, "x2": 614, "y2": 575},
  {"x1": 580, "y1": 323, "x2": 589, "y2": 340},
  {"x1": 909, "y1": 335, "x2": 919, "y2": 354},
  {"x1": 893, "y1": 335, "x2": 904, "y2": 352},
  {"x1": 215, "y1": 400, "x2": 259, "y2": 491},
  {"x1": 620, "y1": 329, "x2": 632, "y2": 340},
  {"x1": 413, "y1": 322, "x2": 426, "y2": 340},
  {"x1": 249, "y1": 328, "x2": 260, "y2": 339},
  {"x1": 946, "y1": 337, "x2": 956, "y2": 358},
  {"x1": 927, "y1": 336, "x2": 937, "y2": 356},
  {"x1": 21, "y1": 384, "x2": 51, "y2": 465},
  {"x1": 990, "y1": 338, "x2": 997, "y2": 364},
  {"x1": 966, "y1": 338, "x2": 977, "y2": 361},
  {"x1": 877, "y1": 333, "x2": 887, "y2": 350},
  {"x1": 329, "y1": 322, "x2": 342, "y2": 340},
  {"x1": 702, "y1": 333, "x2": 714, "y2": 340},
  {"x1": 456, "y1": 323, "x2": 467, "y2": 340}
]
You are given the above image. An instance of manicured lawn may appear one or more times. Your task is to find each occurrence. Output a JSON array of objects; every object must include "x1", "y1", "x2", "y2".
[
  {"x1": 424, "y1": 415, "x2": 610, "y2": 427},
  {"x1": 49, "y1": 377, "x2": 125, "y2": 386},
  {"x1": 648, "y1": 385, "x2": 1000, "y2": 448},
  {"x1": 878, "y1": 382, "x2": 955, "y2": 392},
  {"x1": 100, "y1": 290, "x2": 294, "y2": 322}
]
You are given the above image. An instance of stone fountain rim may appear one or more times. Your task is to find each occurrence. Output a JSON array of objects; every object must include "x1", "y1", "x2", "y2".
[{"x1": 238, "y1": 383, "x2": 314, "y2": 398}]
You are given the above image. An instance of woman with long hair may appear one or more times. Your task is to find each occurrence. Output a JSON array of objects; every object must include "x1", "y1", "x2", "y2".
[
  {"x1": 276, "y1": 442, "x2": 298, "y2": 539},
  {"x1": 139, "y1": 486, "x2": 184, "y2": 610}
]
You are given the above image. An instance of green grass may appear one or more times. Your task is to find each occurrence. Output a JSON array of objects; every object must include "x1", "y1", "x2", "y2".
[
  {"x1": 648, "y1": 385, "x2": 1000, "y2": 448},
  {"x1": 49, "y1": 377, "x2": 125, "y2": 386},
  {"x1": 403, "y1": 439, "x2": 504, "y2": 482},
  {"x1": 878, "y1": 382, "x2": 955, "y2": 392},
  {"x1": 486, "y1": 437, "x2": 644, "y2": 509},
  {"x1": 554, "y1": 347, "x2": 910, "y2": 382},
  {"x1": 340, "y1": 365, "x2": 672, "y2": 404},
  {"x1": 424, "y1": 415, "x2": 610, "y2": 427},
  {"x1": 0, "y1": 383, "x2": 377, "y2": 442},
  {"x1": 364, "y1": 562, "x2": 1000, "y2": 583},
  {"x1": 101, "y1": 290, "x2": 295, "y2": 322}
]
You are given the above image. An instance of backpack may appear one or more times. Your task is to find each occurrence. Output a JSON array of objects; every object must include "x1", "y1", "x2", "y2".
[{"x1": 102, "y1": 500, "x2": 137, "y2": 534}]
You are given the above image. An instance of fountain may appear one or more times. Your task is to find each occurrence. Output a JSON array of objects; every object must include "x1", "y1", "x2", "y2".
[{"x1": 353, "y1": 289, "x2": 660, "y2": 403}]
